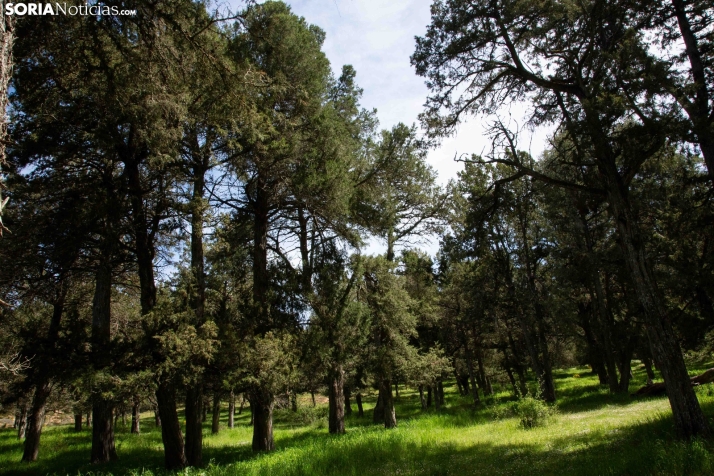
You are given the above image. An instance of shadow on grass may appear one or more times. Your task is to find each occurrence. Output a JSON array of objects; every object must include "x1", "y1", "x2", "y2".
[
  {"x1": 3, "y1": 407, "x2": 714, "y2": 476},
  {"x1": 4, "y1": 370, "x2": 714, "y2": 476},
  {"x1": 201, "y1": 413, "x2": 714, "y2": 476},
  {"x1": 0, "y1": 422, "x2": 169, "y2": 476}
]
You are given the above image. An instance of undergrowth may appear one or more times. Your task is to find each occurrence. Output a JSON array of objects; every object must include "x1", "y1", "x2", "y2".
[{"x1": 2, "y1": 364, "x2": 714, "y2": 476}]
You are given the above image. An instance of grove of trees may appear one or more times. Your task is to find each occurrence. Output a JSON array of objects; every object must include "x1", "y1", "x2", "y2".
[{"x1": 1, "y1": 0, "x2": 713, "y2": 470}]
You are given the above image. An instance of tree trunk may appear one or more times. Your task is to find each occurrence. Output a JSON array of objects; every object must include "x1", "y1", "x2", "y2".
[
  {"x1": 311, "y1": 391, "x2": 316, "y2": 407},
  {"x1": 573, "y1": 205, "x2": 621, "y2": 393},
  {"x1": 437, "y1": 380, "x2": 445, "y2": 406},
  {"x1": 344, "y1": 387, "x2": 352, "y2": 416},
  {"x1": 593, "y1": 123, "x2": 711, "y2": 438},
  {"x1": 619, "y1": 355, "x2": 633, "y2": 394},
  {"x1": 514, "y1": 213, "x2": 556, "y2": 403},
  {"x1": 618, "y1": 331, "x2": 638, "y2": 394},
  {"x1": 154, "y1": 406, "x2": 161, "y2": 427},
  {"x1": 590, "y1": 287, "x2": 620, "y2": 393},
  {"x1": 534, "y1": 311, "x2": 556, "y2": 402},
  {"x1": 477, "y1": 348, "x2": 493, "y2": 396},
  {"x1": 507, "y1": 331, "x2": 529, "y2": 396},
  {"x1": 90, "y1": 399, "x2": 116, "y2": 464},
  {"x1": 372, "y1": 393, "x2": 383, "y2": 423},
  {"x1": 252, "y1": 175, "x2": 271, "y2": 334},
  {"x1": 86, "y1": 412, "x2": 91, "y2": 429},
  {"x1": 238, "y1": 394, "x2": 245, "y2": 415},
  {"x1": 125, "y1": 148, "x2": 187, "y2": 464},
  {"x1": 185, "y1": 385, "x2": 203, "y2": 467},
  {"x1": 670, "y1": 0, "x2": 714, "y2": 186},
  {"x1": 419, "y1": 385, "x2": 427, "y2": 410},
  {"x1": 21, "y1": 289, "x2": 66, "y2": 460},
  {"x1": 228, "y1": 391, "x2": 235, "y2": 429},
  {"x1": 643, "y1": 355, "x2": 656, "y2": 385},
  {"x1": 16, "y1": 401, "x2": 27, "y2": 439},
  {"x1": 251, "y1": 389, "x2": 274, "y2": 452},
  {"x1": 0, "y1": 4, "x2": 14, "y2": 226},
  {"x1": 90, "y1": 253, "x2": 117, "y2": 464},
  {"x1": 381, "y1": 380, "x2": 397, "y2": 429},
  {"x1": 74, "y1": 413, "x2": 83, "y2": 432},
  {"x1": 328, "y1": 368, "x2": 345, "y2": 434},
  {"x1": 578, "y1": 302, "x2": 609, "y2": 385},
  {"x1": 427, "y1": 386, "x2": 432, "y2": 408},
  {"x1": 131, "y1": 396, "x2": 140, "y2": 435},
  {"x1": 186, "y1": 140, "x2": 209, "y2": 464},
  {"x1": 156, "y1": 382, "x2": 186, "y2": 470},
  {"x1": 505, "y1": 364, "x2": 519, "y2": 397},
  {"x1": 212, "y1": 392, "x2": 221, "y2": 435},
  {"x1": 22, "y1": 383, "x2": 51, "y2": 462},
  {"x1": 461, "y1": 376, "x2": 470, "y2": 396},
  {"x1": 464, "y1": 341, "x2": 481, "y2": 407},
  {"x1": 356, "y1": 393, "x2": 364, "y2": 417}
]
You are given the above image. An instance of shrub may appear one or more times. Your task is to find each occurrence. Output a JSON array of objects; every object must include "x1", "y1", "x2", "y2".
[
  {"x1": 513, "y1": 396, "x2": 555, "y2": 429},
  {"x1": 274, "y1": 406, "x2": 328, "y2": 427},
  {"x1": 489, "y1": 403, "x2": 513, "y2": 421}
]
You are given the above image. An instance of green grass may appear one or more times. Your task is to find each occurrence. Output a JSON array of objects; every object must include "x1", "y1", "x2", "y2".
[{"x1": 3, "y1": 363, "x2": 714, "y2": 475}]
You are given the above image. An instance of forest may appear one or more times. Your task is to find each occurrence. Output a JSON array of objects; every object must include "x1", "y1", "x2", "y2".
[{"x1": 0, "y1": 0, "x2": 714, "y2": 474}]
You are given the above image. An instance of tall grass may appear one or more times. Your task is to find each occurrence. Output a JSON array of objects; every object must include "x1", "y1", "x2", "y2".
[{"x1": 2, "y1": 364, "x2": 714, "y2": 475}]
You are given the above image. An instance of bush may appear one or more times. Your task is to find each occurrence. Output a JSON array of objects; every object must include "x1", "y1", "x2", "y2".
[
  {"x1": 488, "y1": 403, "x2": 513, "y2": 421},
  {"x1": 513, "y1": 396, "x2": 555, "y2": 429},
  {"x1": 274, "y1": 406, "x2": 328, "y2": 427}
]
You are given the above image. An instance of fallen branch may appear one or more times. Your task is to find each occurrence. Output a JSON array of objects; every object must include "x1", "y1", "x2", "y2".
[{"x1": 632, "y1": 368, "x2": 714, "y2": 397}]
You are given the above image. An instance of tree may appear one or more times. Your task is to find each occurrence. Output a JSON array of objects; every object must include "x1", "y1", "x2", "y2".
[
  {"x1": 354, "y1": 123, "x2": 445, "y2": 262},
  {"x1": 0, "y1": 0, "x2": 14, "y2": 235},
  {"x1": 413, "y1": 0, "x2": 711, "y2": 439},
  {"x1": 221, "y1": 1, "x2": 367, "y2": 450},
  {"x1": 306, "y1": 250, "x2": 369, "y2": 434},
  {"x1": 360, "y1": 255, "x2": 418, "y2": 428}
]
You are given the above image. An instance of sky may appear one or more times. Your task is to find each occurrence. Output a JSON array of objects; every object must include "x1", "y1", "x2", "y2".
[
  {"x1": 286, "y1": 0, "x2": 472, "y2": 185},
  {"x1": 225, "y1": 0, "x2": 551, "y2": 256}
]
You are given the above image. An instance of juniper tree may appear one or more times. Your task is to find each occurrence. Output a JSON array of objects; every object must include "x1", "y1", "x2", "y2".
[{"x1": 359, "y1": 255, "x2": 418, "y2": 428}]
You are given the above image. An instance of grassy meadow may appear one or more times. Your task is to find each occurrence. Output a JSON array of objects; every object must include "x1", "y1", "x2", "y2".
[{"x1": 2, "y1": 364, "x2": 714, "y2": 476}]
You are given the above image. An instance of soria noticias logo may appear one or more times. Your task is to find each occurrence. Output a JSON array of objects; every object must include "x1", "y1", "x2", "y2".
[{"x1": 4, "y1": 3, "x2": 137, "y2": 16}]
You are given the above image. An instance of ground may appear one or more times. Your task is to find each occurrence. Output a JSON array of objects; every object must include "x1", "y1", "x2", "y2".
[{"x1": 2, "y1": 363, "x2": 714, "y2": 475}]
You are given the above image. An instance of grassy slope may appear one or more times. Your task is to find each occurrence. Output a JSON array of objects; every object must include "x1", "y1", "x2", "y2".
[{"x1": 2, "y1": 363, "x2": 714, "y2": 476}]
